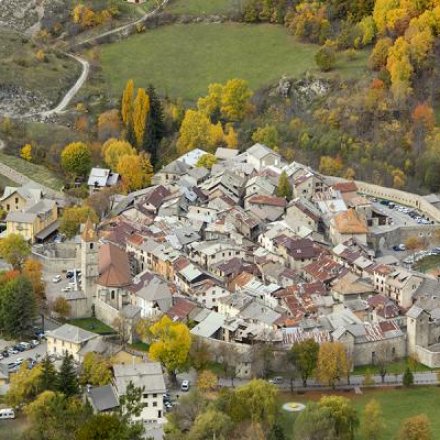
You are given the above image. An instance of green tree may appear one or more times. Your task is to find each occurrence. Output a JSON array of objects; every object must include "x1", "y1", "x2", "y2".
[
  {"x1": 0, "y1": 276, "x2": 36, "y2": 338},
  {"x1": 145, "y1": 85, "x2": 165, "y2": 165},
  {"x1": 361, "y1": 399, "x2": 385, "y2": 440},
  {"x1": 275, "y1": 171, "x2": 293, "y2": 200},
  {"x1": 189, "y1": 408, "x2": 233, "y2": 440},
  {"x1": 0, "y1": 233, "x2": 31, "y2": 270},
  {"x1": 398, "y1": 414, "x2": 432, "y2": 440},
  {"x1": 61, "y1": 142, "x2": 92, "y2": 177},
  {"x1": 319, "y1": 396, "x2": 359, "y2": 440},
  {"x1": 315, "y1": 46, "x2": 336, "y2": 71},
  {"x1": 39, "y1": 355, "x2": 58, "y2": 392},
  {"x1": 294, "y1": 402, "x2": 337, "y2": 440},
  {"x1": 403, "y1": 367, "x2": 414, "y2": 387},
  {"x1": 290, "y1": 339, "x2": 319, "y2": 387},
  {"x1": 252, "y1": 125, "x2": 280, "y2": 150},
  {"x1": 148, "y1": 315, "x2": 192, "y2": 381},
  {"x1": 76, "y1": 413, "x2": 144, "y2": 440},
  {"x1": 195, "y1": 153, "x2": 218, "y2": 170},
  {"x1": 120, "y1": 381, "x2": 144, "y2": 421},
  {"x1": 57, "y1": 352, "x2": 79, "y2": 397}
]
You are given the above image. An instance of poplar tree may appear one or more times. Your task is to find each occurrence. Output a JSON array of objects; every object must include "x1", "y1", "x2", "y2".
[
  {"x1": 121, "y1": 79, "x2": 134, "y2": 127},
  {"x1": 276, "y1": 171, "x2": 293, "y2": 200},
  {"x1": 132, "y1": 88, "x2": 150, "y2": 149}
]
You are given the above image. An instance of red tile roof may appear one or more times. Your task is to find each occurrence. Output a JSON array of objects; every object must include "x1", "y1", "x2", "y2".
[
  {"x1": 333, "y1": 181, "x2": 358, "y2": 193},
  {"x1": 247, "y1": 195, "x2": 287, "y2": 208},
  {"x1": 98, "y1": 243, "x2": 132, "y2": 287},
  {"x1": 167, "y1": 297, "x2": 198, "y2": 321}
]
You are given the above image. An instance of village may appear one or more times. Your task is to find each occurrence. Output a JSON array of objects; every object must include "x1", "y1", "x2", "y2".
[{"x1": 1, "y1": 142, "x2": 440, "y2": 437}]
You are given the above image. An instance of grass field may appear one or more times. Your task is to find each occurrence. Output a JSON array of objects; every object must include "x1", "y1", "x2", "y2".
[
  {"x1": 414, "y1": 254, "x2": 440, "y2": 274},
  {"x1": 167, "y1": 0, "x2": 234, "y2": 14},
  {"x1": 281, "y1": 387, "x2": 440, "y2": 439},
  {"x1": 353, "y1": 357, "x2": 432, "y2": 375},
  {"x1": 100, "y1": 23, "x2": 370, "y2": 102},
  {"x1": 0, "y1": 153, "x2": 63, "y2": 191},
  {"x1": 68, "y1": 318, "x2": 115, "y2": 334}
]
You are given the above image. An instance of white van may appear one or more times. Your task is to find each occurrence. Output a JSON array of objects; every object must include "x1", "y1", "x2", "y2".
[
  {"x1": 0, "y1": 408, "x2": 15, "y2": 419},
  {"x1": 181, "y1": 380, "x2": 190, "y2": 392}
]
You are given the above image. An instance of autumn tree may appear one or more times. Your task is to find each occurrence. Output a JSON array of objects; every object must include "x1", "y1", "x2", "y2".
[
  {"x1": 316, "y1": 342, "x2": 349, "y2": 388},
  {"x1": 148, "y1": 315, "x2": 191, "y2": 382},
  {"x1": 276, "y1": 171, "x2": 293, "y2": 200},
  {"x1": 220, "y1": 79, "x2": 253, "y2": 121},
  {"x1": 102, "y1": 138, "x2": 136, "y2": 170},
  {"x1": 319, "y1": 155, "x2": 344, "y2": 175},
  {"x1": 61, "y1": 142, "x2": 92, "y2": 177},
  {"x1": 293, "y1": 402, "x2": 337, "y2": 440},
  {"x1": 86, "y1": 186, "x2": 117, "y2": 219},
  {"x1": 197, "y1": 370, "x2": 218, "y2": 392},
  {"x1": 398, "y1": 414, "x2": 432, "y2": 440},
  {"x1": 196, "y1": 153, "x2": 217, "y2": 170},
  {"x1": 23, "y1": 258, "x2": 45, "y2": 301},
  {"x1": 224, "y1": 124, "x2": 238, "y2": 149},
  {"x1": 97, "y1": 109, "x2": 122, "y2": 141},
  {"x1": 290, "y1": 338, "x2": 319, "y2": 387},
  {"x1": 177, "y1": 110, "x2": 212, "y2": 155},
  {"x1": 386, "y1": 37, "x2": 413, "y2": 102},
  {"x1": 121, "y1": 79, "x2": 134, "y2": 128},
  {"x1": 197, "y1": 82, "x2": 223, "y2": 119},
  {"x1": 0, "y1": 233, "x2": 31, "y2": 270},
  {"x1": 411, "y1": 102, "x2": 435, "y2": 154},
  {"x1": 190, "y1": 337, "x2": 212, "y2": 372},
  {"x1": 81, "y1": 352, "x2": 112, "y2": 386},
  {"x1": 368, "y1": 37, "x2": 393, "y2": 70},
  {"x1": 59, "y1": 206, "x2": 98, "y2": 238},
  {"x1": 132, "y1": 88, "x2": 150, "y2": 149},
  {"x1": 117, "y1": 154, "x2": 148, "y2": 192},
  {"x1": 6, "y1": 361, "x2": 43, "y2": 407},
  {"x1": 361, "y1": 399, "x2": 385, "y2": 440},
  {"x1": 252, "y1": 125, "x2": 280, "y2": 150},
  {"x1": 20, "y1": 143, "x2": 32, "y2": 161},
  {"x1": 52, "y1": 296, "x2": 71, "y2": 320}
]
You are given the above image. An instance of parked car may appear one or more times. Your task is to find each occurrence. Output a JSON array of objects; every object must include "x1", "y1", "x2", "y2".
[
  {"x1": 15, "y1": 358, "x2": 23, "y2": 365},
  {"x1": 66, "y1": 271, "x2": 74, "y2": 279},
  {"x1": 181, "y1": 380, "x2": 190, "y2": 392},
  {"x1": 0, "y1": 408, "x2": 15, "y2": 419},
  {"x1": 52, "y1": 275, "x2": 62, "y2": 283},
  {"x1": 7, "y1": 348, "x2": 18, "y2": 355},
  {"x1": 14, "y1": 344, "x2": 25, "y2": 352},
  {"x1": 393, "y1": 244, "x2": 406, "y2": 251},
  {"x1": 30, "y1": 340, "x2": 40, "y2": 348},
  {"x1": 1, "y1": 350, "x2": 9, "y2": 358},
  {"x1": 269, "y1": 376, "x2": 284, "y2": 385},
  {"x1": 19, "y1": 342, "x2": 31, "y2": 350}
]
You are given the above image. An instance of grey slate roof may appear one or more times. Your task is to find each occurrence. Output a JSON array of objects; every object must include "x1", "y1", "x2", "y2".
[
  {"x1": 113, "y1": 362, "x2": 166, "y2": 395},
  {"x1": 89, "y1": 384, "x2": 119, "y2": 412},
  {"x1": 46, "y1": 323, "x2": 98, "y2": 344}
]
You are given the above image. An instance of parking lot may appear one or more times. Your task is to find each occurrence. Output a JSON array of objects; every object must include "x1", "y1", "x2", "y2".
[
  {"x1": 43, "y1": 269, "x2": 81, "y2": 304},
  {"x1": 371, "y1": 201, "x2": 424, "y2": 228},
  {"x1": 0, "y1": 339, "x2": 47, "y2": 370}
]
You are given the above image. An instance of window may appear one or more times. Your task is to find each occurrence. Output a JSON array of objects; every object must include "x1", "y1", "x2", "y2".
[
  {"x1": 143, "y1": 402, "x2": 149, "y2": 407},
  {"x1": 153, "y1": 402, "x2": 157, "y2": 407},
  {"x1": 90, "y1": 243, "x2": 94, "y2": 250},
  {"x1": 111, "y1": 291, "x2": 115, "y2": 300},
  {"x1": 153, "y1": 394, "x2": 157, "y2": 398},
  {"x1": 15, "y1": 198, "x2": 18, "y2": 204},
  {"x1": 143, "y1": 393, "x2": 148, "y2": 399},
  {"x1": 6, "y1": 204, "x2": 9, "y2": 211}
]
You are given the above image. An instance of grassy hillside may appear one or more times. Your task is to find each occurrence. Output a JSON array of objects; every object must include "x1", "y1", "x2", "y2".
[
  {"x1": 0, "y1": 30, "x2": 80, "y2": 105},
  {"x1": 167, "y1": 0, "x2": 235, "y2": 15},
  {"x1": 100, "y1": 23, "x2": 369, "y2": 102}
]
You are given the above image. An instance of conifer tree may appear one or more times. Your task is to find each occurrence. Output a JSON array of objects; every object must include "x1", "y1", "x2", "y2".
[
  {"x1": 145, "y1": 85, "x2": 165, "y2": 166},
  {"x1": 57, "y1": 353, "x2": 79, "y2": 397},
  {"x1": 39, "y1": 355, "x2": 57, "y2": 392}
]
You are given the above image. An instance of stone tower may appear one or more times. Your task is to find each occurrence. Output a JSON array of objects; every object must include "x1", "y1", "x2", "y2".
[{"x1": 80, "y1": 217, "x2": 99, "y2": 309}]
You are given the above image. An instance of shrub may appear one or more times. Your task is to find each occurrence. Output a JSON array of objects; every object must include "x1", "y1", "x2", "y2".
[{"x1": 315, "y1": 46, "x2": 336, "y2": 71}]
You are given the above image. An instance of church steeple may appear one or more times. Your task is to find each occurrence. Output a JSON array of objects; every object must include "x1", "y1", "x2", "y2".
[{"x1": 81, "y1": 217, "x2": 97, "y2": 242}]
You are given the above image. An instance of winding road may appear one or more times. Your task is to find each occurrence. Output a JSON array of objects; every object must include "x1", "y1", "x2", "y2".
[{"x1": 0, "y1": 0, "x2": 169, "y2": 195}]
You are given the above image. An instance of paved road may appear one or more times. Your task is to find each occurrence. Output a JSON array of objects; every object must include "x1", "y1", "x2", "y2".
[{"x1": 0, "y1": 340, "x2": 47, "y2": 366}]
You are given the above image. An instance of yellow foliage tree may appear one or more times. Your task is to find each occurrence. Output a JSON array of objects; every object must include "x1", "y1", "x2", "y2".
[
  {"x1": 6, "y1": 362, "x2": 43, "y2": 407},
  {"x1": 224, "y1": 124, "x2": 238, "y2": 149},
  {"x1": 197, "y1": 370, "x2": 218, "y2": 392},
  {"x1": 387, "y1": 37, "x2": 414, "y2": 102},
  {"x1": 116, "y1": 154, "x2": 146, "y2": 192},
  {"x1": 35, "y1": 49, "x2": 46, "y2": 62},
  {"x1": 81, "y1": 352, "x2": 112, "y2": 386},
  {"x1": 148, "y1": 315, "x2": 191, "y2": 379},
  {"x1": 197, "y1": 83, "x2": 223, "y2": 117},
  {"x1": 20, "y1": 144, "x2": 32, "y2": 161},
  {"x1": 121, "y1": 79, "x2": 134, "y2": 127},
  {"x1": 208, "y1": 121, "x2": 225, "y2": 150},
  {"x1": 316, "y1": 342, "x2": 349, "y2": 388},
  {"x1": 177, "y1": 110, "x2": 212, "y2": 155},
  {"x1": 220, "y1": 79, "x2": 253, "y2": 121},
  {"x1": 102, "y1": 139, "x2": 136, "y2": 170},
  {"x1": 139, "y1": 152, "x2": 154, "y2": 186},
  {"x1": 319, "y1": 155, "x2": 344, "y2": 176},
  {"x1": 132, "y1": 88, "x2": 150, "y2": 149},
  {"x1": 23, "y1": 259, "x2": 45, "y2": 301}
]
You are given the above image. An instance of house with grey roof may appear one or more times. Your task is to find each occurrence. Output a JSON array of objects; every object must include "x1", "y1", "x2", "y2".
[
  {"x1": 87, "y1": 384, "x2": 120, "y2": 413},
  {"x1": 246, "y1": 143, "x2": 283, "y2": 171},
  {"x1": 46, "y1": 323, "x2": 100, "y2": 361},
  {"x1": 113, "y1": 362, "x2": 166, "y2": 424},
  {"x1": 88, "y1": 167, "x2": 120, "y2": 193}
]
